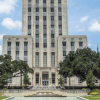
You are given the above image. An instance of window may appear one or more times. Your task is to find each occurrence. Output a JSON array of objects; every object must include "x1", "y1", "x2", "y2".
[
  {"x1": 58, "y1": 0, "x2": 61, "y2": 4},
  {"x1": 43, "y1": 43, "x2": 47, "y2": 48},
  {"x1": 58, "y1": 16, "x2": 62, "y2": 21},
  {"x1": 51, "y1": 34, "x2": 55, "y2": 38},
  {"x1": 24, "y1": 42, "x2": 28, "y2": 51},
  {"x1": 51, "y1": 0, "x2": 54, "y2": 3},
  {"x1": 51, "y1": 25, "x2": 54, "y2": 29},
  {"x1": 36, "y1": 43, "x2": 39, "y2": 48},
  {"x1": 36, "y1": 25, "x2": 39, "y2": 29},
  {"x1": 36, "y1": 34, "x2": 39, "y2": 38},
  {"x1": 79, "y1": 42, "x2": 83, "y2": 47},
  {"x1": 52, "y1": 73, "x2": 55, "y2": 84},
  {"x1": 36, "y1": 0, "x2": 39, "y2": 3},
  {"x1": 51, "y1": 16, "x2": 54, "y2": 21},
  {"x1": 36, "y1": 16, "x2": 39, "y2": 21},
  {"x1": 63, "y1": 42, "x2": 66, "y2": 46},
  {"x1": 51, "y1": 8, "x2": 54, "y2": 12},
  {"x1": 43, "y1": 8, "x2": 46, "y2": 12},
  {"x1": 8, "y1": 78, "x2": 12, "y2": 84},
  {"x1": 36, "y1": 8, "x2": 39, "y2": 12},
  {"x1": 28, "y1": 16, "x2": 31, "y2": 21},
  {"x1": 8, "y1": 42, "x2": 11, "y2": 46},
  {"x1": 63, "y1": 51, "x2": 66, "y2": 56},
  {"x1": 58, "y1": 7, "x2": 61, "y2": 12},
  {"x1": 43, "y1": 34, "x2": 47, "y2": 38},
  {"x1": 59, "y1": 25, "x2": 62, "y2": 29},
  {"x1": 43, "y1": 25, "x2": 47, "y2": 29},
  {"x1": 28, "y1": 25, "x2": 31, "y2": 29},
  {"x1": 43, "y1": 16, "x2": 46, "y2": 21},
  {"x1": 35, "y1": 52, "x2": 39, "y2": 67},
  {"x1": 24, "y1": 51, "x2": 28, "y2": 57},
  {"x1": 28, "y1": 7, "x2": 31, "y2": 12},
  {"x1": 51, "y1": 43, "x2": 55, "y2": 48},
  {"x1": 16, "y1": 51, "x2": 19, "y2": 56},
  {"x1": 71, "y1": 42, "x2": 74, "y2": 46},
  {"x1": 78, "y1": 78, "x2": 83, "y2": 83},
  {"x1": 43, "y1": 52, "x2": 47, "y2": 67},
  {"x1": 35, "y1": 73, "x2": 39, "y2": 84},
  {"x1": 28, "y1": 0, "x2": 31, "y2": 3},
  {"x1": 51, "y1": 52, "x2": 55, "y2": 66},
  {"x1": 43, "y1": 0, "x2": 46, "y2": 3},
  {"x1": 7, "y1": 51, "x2": 11, "y2": 56}
]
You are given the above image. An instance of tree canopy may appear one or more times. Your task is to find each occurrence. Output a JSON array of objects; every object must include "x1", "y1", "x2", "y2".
[
  {"x1": 59, "y1": 47, "x2": 100, "y2": 88},
  {"x1": 0, "y1": 54, "x2": 34, "y2": 87}
]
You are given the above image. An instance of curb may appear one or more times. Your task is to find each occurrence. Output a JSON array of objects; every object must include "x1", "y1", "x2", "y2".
[
  {"x1": 2, "y1": 96, "x2": 14, "y2": 100},
  {"x1": 77, "y1": 96, "x2": 89, "y2": 100}
]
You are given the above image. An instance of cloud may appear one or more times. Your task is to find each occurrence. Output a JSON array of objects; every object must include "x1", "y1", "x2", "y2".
[
  {"x1": 1, "y1": 18, "x2": 22, "y2": 30},
  {"x1": 0, "y1": 45, "x2": 2, "y2": 55},
  {"x1": 80, "y1": 16, "x2": 89, "y2": 23},
  {"x1": 0, "y1": 34, "x2": 5, "y2": 40},
  {"x1": 88, "y1": 43, "x2": 92, "y2": 47},
  {"x1": 75, "y1": 25, "x2": 85, "y2": 32},
  {"x1": 88, "y1": 21, "x2": 100, "y2": 32},
  {"x1": 0, "y1": 0, "x2": 18, "y2": 14}
]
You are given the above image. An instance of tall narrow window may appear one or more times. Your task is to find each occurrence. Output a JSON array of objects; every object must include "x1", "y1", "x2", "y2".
[
  {"x1": 52, "y1": 73, "x2": 55, "y2": 84},
  {"x1": 71, "y1": 42, "x2": 75, "y2": 51},
  {"x1": 43, "y1": 52, "x2": 47, "y2": 67},
  {"x1": 7, "y1": 42, "x2": 11, "y2": 56},
  {"x1": 79, "y1": 42, "x2": 83, "y2": 49},
  {"x1": 51, "y1": 52, "x2": 55, "y2": 67},
  {"x1": 24, "y1": 42, "x2": 28, "y2": 63},
  {"x1": 62, "y1": 42, "x2": 66, "y2": 60},
  {"x1": 35, "y1": 52, "x2": 39, "y2": 67},
  {"x1": 35, "y1": 73, "x2": 39, "y2": 84},
  {"x1": 16, "y1": 42, "x2": 19, "y2": 60}
]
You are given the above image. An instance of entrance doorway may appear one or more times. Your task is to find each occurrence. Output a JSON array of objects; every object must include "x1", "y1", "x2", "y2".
[{"x1": 42, "y1": 74, "x2": 49, "y2": 86}]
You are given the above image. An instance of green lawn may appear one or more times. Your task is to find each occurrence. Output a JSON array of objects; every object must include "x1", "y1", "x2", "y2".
[
  {"x1": 0, "y1": 96, "x2": 8, "y2": 100},
  {"x1": 83, "y1": 95, "x2": 100, "y2": 100}
]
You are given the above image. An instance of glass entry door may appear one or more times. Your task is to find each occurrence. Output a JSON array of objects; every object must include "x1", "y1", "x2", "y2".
[{"x1": 42, "y1": 74, "x2": 49, "y2": 86}]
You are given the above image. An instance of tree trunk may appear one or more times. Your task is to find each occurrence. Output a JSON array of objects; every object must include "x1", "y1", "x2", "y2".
[{"x1": 20, "y1": 72, "x2": 22, "y2": 86}]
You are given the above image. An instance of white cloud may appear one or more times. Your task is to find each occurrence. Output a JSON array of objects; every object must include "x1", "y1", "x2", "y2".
[
  {"x1": 0, "y1": 34, "x2": 5, "y2": 40},
  {"x1": 0, "y1": 45, "x2": 2, "y2": 55},
  {"x1": 88, "y1": 21, "x2": 100, "y2": 32},
  {"x1": 75, "y1": 25, "x2": 85, "y2": 32},
  {"x1": 80, "y1": 16, "x2": 89, "y2": 23},
  {"x1": 1, "y1": 18, "x2": 22, "y2": 30},
  {"x1": 88, "y1": 43, "x2": 92, "y2": 47},
  {"x1": 0, "y1": 0, "x2": 18, "y2": 14}
]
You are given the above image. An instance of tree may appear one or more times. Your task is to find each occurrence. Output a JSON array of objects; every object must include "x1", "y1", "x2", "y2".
[
  {"x1": 58, "y1": 47, "x2": 100, "y2": 88},
  {"x1": 0, "y1": 54, "x2": 34, "y2": 87},
  {"x1": 86, "y1": 70, "x2": 96, "y2": 89},
  {"x1": 23, "y1": 74, "x2": 31, "y2": 86},
  {"x1": 58, "y1": 76, "x2": 65, "y2": 87}
]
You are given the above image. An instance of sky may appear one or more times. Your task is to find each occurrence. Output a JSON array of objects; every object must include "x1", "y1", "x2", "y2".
[{"x1": 0, "y1": 0, "x2": 100, "y2": 55}]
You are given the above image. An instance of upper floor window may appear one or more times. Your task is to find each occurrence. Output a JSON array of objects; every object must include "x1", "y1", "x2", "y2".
[
  {"x1": 8, "y1": 42, "x2": 11, "y2": 46},
  {"x1": 43, "y1": 0, "x2": 46, "y2": 3},
  {"x1": 51, "y1": 16, "x2": 54, "y2": 21},
  {"x1": 51, "y1": 8, "x2": 54, "y2": 12},
  {"x1": 28, "y1": 0, "x2": 31, "y2": 3},
  {"x1": 28, "y1": 25, "x2": 31, "y2": 29},
  {"x1": 79, "y1": 42, "x2": 83, "y2": 47},
  {"x1": 36, "y1": 25, "x2": 39, "y2": 29},
  {"x1": 43, "y1": 25, "x2": 47, "y2": 29},
  {"x1": 58, "y1": 7, "x2": 61, "y2": 12},
  {"x1": 36, "y1": 16, "x2": 39, "y2": 21},
  {"x1": 36, "y1": 8, "x2": 39, "y2": 12},
  {"x1": 71, "y1": 42, "x2": 75, "y2": 46},
  {"x1": 43, "y1": 8, "x2": 46, "y2": 12},
  {"x1": 58, "y1": 16, "x2": 62, "y2": 21},
  {"x1": 51, "y1": 0, "x2": 54, "y2": 3},
  {"x1": 36, "y1": 0, "x2": 39, "y2": 3},
  {"x1": 28, "y1": 7, "x2": 31, "y2": 12},
  {"x1": 28, "y1": 16, "x2": 31, "y2": 21},
  {"x1": 58, "y1": 0, "x2": 61, "y2": 4},
  {"x1": 43, "y1": 16, "x2": 46, "y2": 21}
]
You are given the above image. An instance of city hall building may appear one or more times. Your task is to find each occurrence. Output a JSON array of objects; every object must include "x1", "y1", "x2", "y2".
[{"x1": 3, "y1": 0, "x2": 91, "y2": 87}]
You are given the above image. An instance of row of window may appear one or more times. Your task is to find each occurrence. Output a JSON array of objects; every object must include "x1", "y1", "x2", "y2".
[
  {"x1": 35, "y1": 52, "x2": 55, "y2": 67},
  {"x1": 28, "y1": 0, "x2": 61, "y2": 4}
]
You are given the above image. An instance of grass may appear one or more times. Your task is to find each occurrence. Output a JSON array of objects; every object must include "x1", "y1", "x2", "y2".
[
  {"x1": 83, "y1": 95, "x2": 100, "y2": 100},
  {"x1": 0, "y1": 96, "x2": 8, "y2": 100}
]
